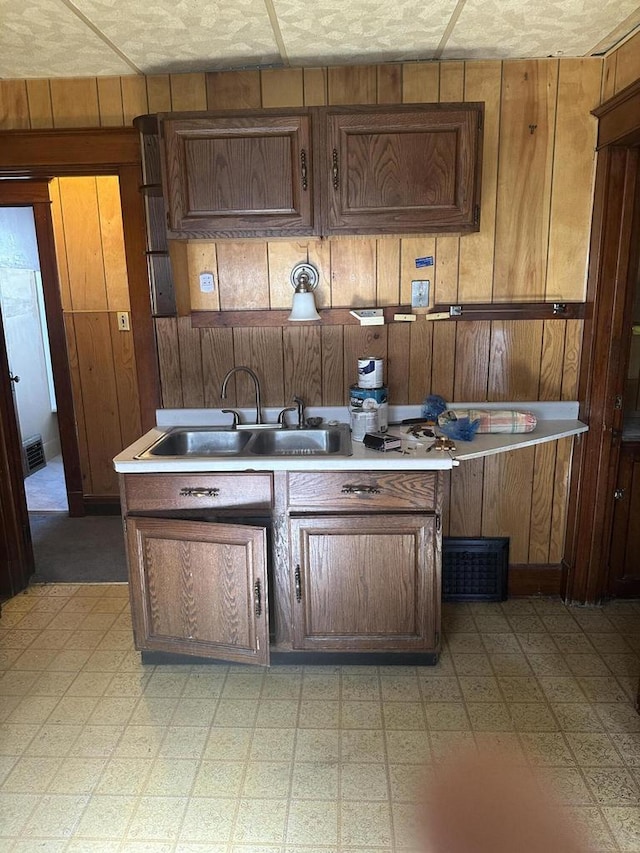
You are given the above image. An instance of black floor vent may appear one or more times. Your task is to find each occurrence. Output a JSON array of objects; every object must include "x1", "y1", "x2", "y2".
[
  {"x1": 23, "y1": 434, "x2": 46, "y2": 476},
  {"x1": 443, "y1": 537, "x2": 509, "y2": 601}
]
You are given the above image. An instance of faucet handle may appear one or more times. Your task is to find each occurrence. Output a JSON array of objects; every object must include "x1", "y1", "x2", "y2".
[
  {"x1": 221, "y1": 408, "x2": 241, "y2": 429},
  {"x1": 277, "y1": 406, "x2": 297, "y2": 428}
]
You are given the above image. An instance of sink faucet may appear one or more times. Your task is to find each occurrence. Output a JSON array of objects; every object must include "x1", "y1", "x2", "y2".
[
  {"x1": 293, "y1": 396, "x2": 306, "y2": 428},
  {"x1": 220, "y1": 367, "x2": 264, "y2": 425}
]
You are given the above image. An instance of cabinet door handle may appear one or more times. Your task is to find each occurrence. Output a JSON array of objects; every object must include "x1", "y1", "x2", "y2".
[
  {"x1": 254, "y1": 579, "x2": 262, "y2": 617},
  {"x1": 294, "y1": 566, "x2": 302, "y2": 602},
  {"x1": 300, "y1": 149, "x2": 308, "y2": 191},
  {"x1": 179, "y1": 487, "x2": 220, "y2": 498},
  {"x1": 340, "y1": 484, "x2": 381, "y2": 495},
  {"x1": 332, "y1": 148, "x2": 339, "y2": 189}
]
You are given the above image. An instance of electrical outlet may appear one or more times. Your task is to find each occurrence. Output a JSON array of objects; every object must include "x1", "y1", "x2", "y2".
[
  {"x1": 411, "y1": 280, "x2": 430, "y2": 309},
  {"x1": 199, "y1": 272, "x2": 215, "y2": 293},
  {"x1": 117, "y1": 311, "x2": 130, "y2": 331}
]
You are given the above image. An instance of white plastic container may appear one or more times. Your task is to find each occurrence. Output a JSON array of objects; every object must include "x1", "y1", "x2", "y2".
[{"x1": 357, "y1": 357, "x2": 384, "y2": 388}]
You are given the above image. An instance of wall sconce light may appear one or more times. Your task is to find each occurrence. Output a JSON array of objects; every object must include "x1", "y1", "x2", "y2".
[{"x1": 288, "y1": 262, "x2": 320, "y2": 321}]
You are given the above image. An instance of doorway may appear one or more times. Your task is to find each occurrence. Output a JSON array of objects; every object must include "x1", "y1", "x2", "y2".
[{"x1": 0, "y1": 205, "x2": 68, "y2": 513}]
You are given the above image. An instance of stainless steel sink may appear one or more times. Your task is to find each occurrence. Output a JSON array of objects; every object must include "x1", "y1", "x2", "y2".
[
  {"x1": 249, "y1": 427, "x2": 351, "y2": 456},
  {"x1": 135, "y1": 425, "x2": 352, "y2": 459}
]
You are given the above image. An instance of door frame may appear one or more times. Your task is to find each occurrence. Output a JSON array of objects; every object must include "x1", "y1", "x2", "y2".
[{"x1": 563, "y1": 80, "x2": 640, "y2": 603}]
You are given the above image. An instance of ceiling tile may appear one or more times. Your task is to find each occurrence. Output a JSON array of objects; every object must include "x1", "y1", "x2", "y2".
[
  {"x1": 71, "y1": 0, "x2": 281, "y2": 74},
  {"x1": 0, "y1": 0, "x2": 134, "y2": 78},
  {"x1": 273, "y1": 0, "x2": 459, "y2": 65},
  {"x1": 444, "y1": 0, "x2": 640, "y2": 58}
]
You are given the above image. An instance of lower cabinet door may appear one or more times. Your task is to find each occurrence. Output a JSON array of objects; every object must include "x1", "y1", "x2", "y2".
[
  {"x1": 290, "y1": 514, "x2": 438, "y2": 652},
  {"x1": 127, "y1": 517, "x2": 269, "y2": 665}
]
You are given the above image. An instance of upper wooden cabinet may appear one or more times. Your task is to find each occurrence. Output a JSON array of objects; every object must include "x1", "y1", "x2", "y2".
[
  {"x1": 323, "y1": 105, "x2": 483, "y2": 235},
  {"x1": 160, "y1": 112, "x2": 315, "y2": 238},
  {"x1": 156, "y1": 103, "x2": 483, "y2": 239}
]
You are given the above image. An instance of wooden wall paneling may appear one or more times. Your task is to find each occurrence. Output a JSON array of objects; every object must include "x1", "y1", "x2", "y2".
[
  {"x1": 330, "y1": 239, "x2": 376, "y2": 307},
  {"x1": 538, "y1": 319, "x2": 566, "y2": 399},
  {"x1": 342, "y1": 326, "x2": 387, "y2": 393},
  {"x1": 402, "y1": 63, "x2": 440, "y2": 103},
  {"x1": 233, "y1": 327, "x2": 285, "y2": 406},
  {"x1": 49, "y1": 178, "x2": 72, "y2": 311},
  {"x1": 303, "y1": 69, "x2": 328, "y2": 106},
  {"x1": 387, "y1": 323, "x2": 411, "y2": 403},
  {"x1": 96, "y1": 176, "x2": 130, "y2": 310},
  {"x1": 0, "y1": 81, "x2": 30, "y2": 129},
  {"x1": 377, "y1": 65, "x2": 402, "y2": 104},
  {"x1": 177, "y1": 316, "x2": 205, "y2": 407},
  {"x1": 58, "y1": 177, "x2": 108, "y2": 311},
  {"x1": 25, "y1": 80, "x2": 53, "y2": 129},
  {"x1": 613, "y1": 31, "x2": 640, "y2": 94},
  {"x1": 431, "y1": 323, "x2": 456, "y2": 402},
  {"x1": 561, "y1": 320, "x2": 583, "y2": 400},
  {"x1": 440, "y1": 470, "x2": 451, "y2": 536},
  {"x1": 439, "y1": 63, "x2": 465, "y2": 101},
  {"x1": 217, "y1": 242, "x2": 270, "y2": 310},
  {"x1": 109, "y1": 312, "x2": 142, "y2": 448},
  {"x1": 408, "y1": 320, "x2": 433, "y2": 403},
  {"x1": 261, "y1": 69, "x2": 304, "y2": 108},
  {"x1": 97, "y1": 77, "x2": 124, "y2": 127},
  {"x1": 458, "y1": 60, "x2": 502, "y2": 303},
  {"x1": 453, "y1": 321, "x2": 490, "y2": 400},
  {"x1": 268, "y1": 241, "x2": 309, "y2": 309},
  {"x1": 283, "y1": 325, "x2": 323, "y2": 404},
  {"x1": 63, "y1": 314, "x2": 91, "y2": 495},
  {"x1": 449, "y1": 457, "x2": 484, "y2": 537},
  {"x1": 401, "y1": 237, "x2": 436, "y2": 305},
  {"x1": 375, "y1": 239, "x2": 401, "y2": 305},
  {"x1": 549, "y1": 436, "x2": 573, "y2": 563},
  {"x1": 546, "y1": 59, "x2": 601, "y2": 302},
  {"x1": 169, "y1": 73, "x2": 207, "y2": 111},
  {"x1": 494, "y1": 60, "x2": 558, "y2": 300},
  {"x1": 121, "y1": 76, "x2": 148, "y2": 125},
  {"x1": 321, "y1": 326, "x2": 344, "y2": 405},
  {"x1": 146, "y1": 75, "x2": 172, "y2": 112},
  {"x1": 49, "y1": 78, "x2": 100, "y2": 128},
  {"x1": 167, "y1": 240, "x2": 190, "y2": 315},
  {"x1": 487, "y1": 320, "x2": 543, "y2": 400},
  {"x1": 73, "y1": 312, "x2": 122, "y2": 495},
  {"x1": 206, "y1": 70, "x2": 262, "y2": 110},
  {"x1": 601, "y1": 54, "x2": 617, "y2": 103},
  {"x1": 328, "y1": 66, "x2": 377, "y2": 105},
  {"x1": 482, "y1": 447, "x2": 535, "y2": 563},
  {"x1": 201, "y1": 327, "x2": 235, "y2": 408},
  {"x1": 187, "y1": 242, "x2": 220, "y2": 311},
  {"x1": 307, "y1": 239, "x2": 331, "y2": 308},
  {"x1": 528, "y1": 441, "x2": 556, "y2": 562},
  {"x1": 155, "y1": 317, "x2": 183, "y2": 407}
]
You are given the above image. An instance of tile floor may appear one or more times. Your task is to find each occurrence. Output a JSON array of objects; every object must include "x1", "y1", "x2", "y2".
[{"x1": 0, "y1": 584, "x2": 639, "y2": 852}]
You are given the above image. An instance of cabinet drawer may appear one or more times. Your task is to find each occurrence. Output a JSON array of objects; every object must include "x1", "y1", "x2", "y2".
[
  {"x1": 287, "y1": 472, "x2": 437, "y2": 511},
  {"x1": 124, "y1": 473, "x2": 272, "y2": 512}
]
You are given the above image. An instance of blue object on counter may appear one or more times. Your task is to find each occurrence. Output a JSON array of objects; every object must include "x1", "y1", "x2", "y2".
[
  {"x1": 421, "y1": 394, "x2": 447, "y2": 420},
  {"x1": 440, "y1": 416, "x2": 480, "y2": 442}
]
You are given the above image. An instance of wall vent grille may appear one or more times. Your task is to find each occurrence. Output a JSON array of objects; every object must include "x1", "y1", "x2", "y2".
[
  {"x1": 22, "y1": 434, "x2": 46, "y2": 476},
  {"x1": 443, "y1": 537, "x2": 509, "y2": 601}
]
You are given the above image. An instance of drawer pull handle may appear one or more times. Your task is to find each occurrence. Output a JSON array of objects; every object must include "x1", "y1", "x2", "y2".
[
  {"x1": 294, "y1": 566, "x2": 302, "y2": 602},
  {"x1": 254, "y1": 579, "x2": 262, "y2": 617},
  {"x1": 179, "y1": 487, "x2": 220, "y2": 498},
  {"x1": 340, "y1": 485, "x2": 381, "y2": 495}
]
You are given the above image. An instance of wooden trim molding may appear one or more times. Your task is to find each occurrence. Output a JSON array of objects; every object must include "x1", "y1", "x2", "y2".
[
  {"x1": 508, "y1": 564, "x2": 562, "y2": 597},
  {"x1": 593, "y1": 79, "x2": 640, "y2": 149},
  {"x1": 0, "y1": 128, "x2": 141, "y2": 173}
]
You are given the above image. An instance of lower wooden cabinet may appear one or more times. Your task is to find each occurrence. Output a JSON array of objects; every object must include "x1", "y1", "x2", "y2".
[
  {"x1": 289, "y1": 514, "x2": 439, "y2": 652},
  {"x1": 127, "y1": 517, "x2": 270, "y2": 665}
]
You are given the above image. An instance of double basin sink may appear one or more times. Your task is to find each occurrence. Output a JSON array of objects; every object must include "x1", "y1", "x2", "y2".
[{"x1": 135, "y1": 424, "x2": 353, "y2": 459}]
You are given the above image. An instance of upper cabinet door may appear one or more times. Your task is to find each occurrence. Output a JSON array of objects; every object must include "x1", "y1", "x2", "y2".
[
  {"x1": 160, "y1": 113, "x2": 316, "y2": 238},
  {"x1": 322, "y1": 105, "x2": 483, "y2": 235}
]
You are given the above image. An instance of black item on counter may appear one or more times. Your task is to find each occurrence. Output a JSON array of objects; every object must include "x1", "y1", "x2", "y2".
[{"x1": 363, "y1": 432, "x2": 402, "y2": 451}]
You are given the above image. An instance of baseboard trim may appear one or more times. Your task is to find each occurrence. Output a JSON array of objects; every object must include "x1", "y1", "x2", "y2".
[
  {"x1": 509, "y1": 563, "x2": 562, "y2": 596},
  {"x1": 82, "y1": 496, "x2": 121, "y2": 516}
]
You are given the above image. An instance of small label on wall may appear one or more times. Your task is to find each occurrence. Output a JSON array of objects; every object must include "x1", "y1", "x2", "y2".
[
  {"x1": 199, "y1": 272, "x2": 215, "y2": 293},
  {"x1": 415, "y1": 256, "x2": 434, "y2": 268}
]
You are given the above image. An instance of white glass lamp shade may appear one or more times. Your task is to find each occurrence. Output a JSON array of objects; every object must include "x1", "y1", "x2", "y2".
[{"x1": 289, "y1": 288, "x2": 320, "y2": 321}]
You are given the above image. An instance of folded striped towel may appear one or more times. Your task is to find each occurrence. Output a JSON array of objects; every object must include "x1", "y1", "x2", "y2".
[{"x1": 439, "y1": 409, "x2": 537, "y2": 434}]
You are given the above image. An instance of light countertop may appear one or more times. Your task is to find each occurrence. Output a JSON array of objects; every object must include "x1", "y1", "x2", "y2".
[{"x1": 113, "y1": 402, "x2": 588, "y2": 474}]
